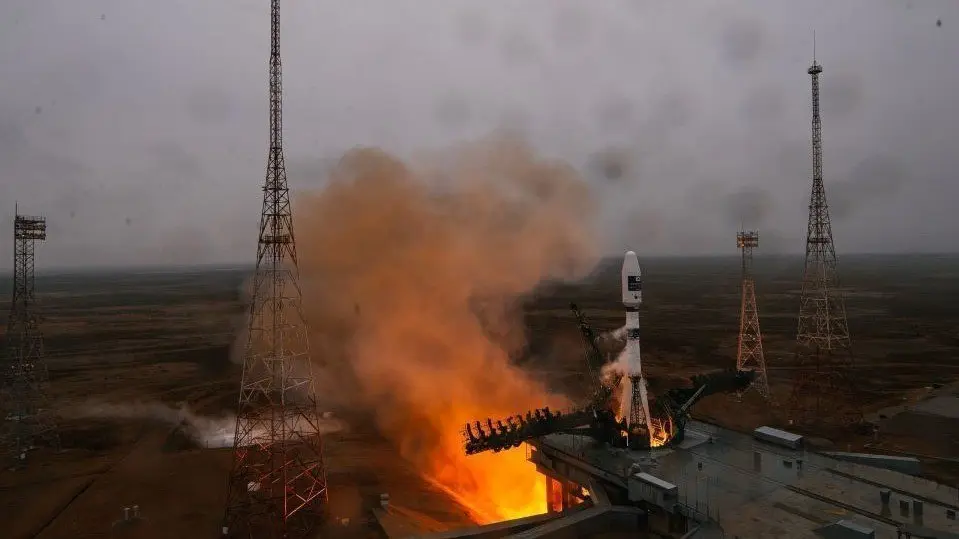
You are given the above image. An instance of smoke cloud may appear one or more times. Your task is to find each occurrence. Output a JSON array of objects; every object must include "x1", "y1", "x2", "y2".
[{"x1": 292, "y1": 134, "x2": 600, "y2": 522}]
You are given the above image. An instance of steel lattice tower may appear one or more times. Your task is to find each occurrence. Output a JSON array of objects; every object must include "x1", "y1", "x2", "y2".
[
  {"x1": 735, "y1": 230, "x2": 769, "y2": 399},
  {"x1": 221, "y1": 0, "x2": 328, "y2": 537},
  {"x1": 788, "y1": 51, "x2": 858, "y2": 425},
  {"x1": 1, "y1": 208, "x2": 59, "y2": 465}
]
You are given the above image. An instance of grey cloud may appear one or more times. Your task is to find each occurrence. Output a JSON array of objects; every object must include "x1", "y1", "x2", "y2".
[
  {"x1": 0, "y1": 114, "x2": 27, "y2": 153},
  {"x1": 0, "y1": 113, "x2": 97, "y2": 200},
  {"x1": 586, "y1": 148, "x2": 637, "y2": 184},
  {"x1": 149, "y1": 141, "x2": 204, "y2": 179},
  {"x1": 455, "y1": 9, "x2": 492, "y2": 46},
  {"x1": 724, "y1": 187, "x2": 775, "y2": 228},
  {"x1": 741, "y1": 84, "x2": 788, "y2": 125},
  {"x1": 821, "y1": 73, "x2": 865, "y2": 119},
  {"x1": 618, "y1": 207, "x2": 666, "y2": 248},
  {"x1": 288, "y1": 156, "x2": 342, "y2": 192},
  {"x1": 753, "y1": 228, "x2": 793, "y2": 254},
  {"x1": 829, "y1": 155, "x2": 905, "y2": 221},
  {"x1": 2, "y1": 0, "x2": 958, "y2": 268},
  {"x1": 432, "y1": 92, "x2": 473, "y2": 130},
  {"x1": 648, "y1": 91, "x2": 695, "y2": 134},
  {"x1": 500, "y1": 30, "x2": 539, "y2": 67},
  {"x1": 551, "y1": 5, "x2": 593, "y2": 49},
  {"x1": 156, "y1": 225, "x2": 217, "y2": 265},
  {"x1": 593, "y1": 95, "x2": 636, "y2": 136},
  {"x1": 497, "y1": 105, "x2": 533, "y2": 136},
  {"x1": 185, "y1": 87, "x2": 234, "y2": 126},
  {"x1": 720, "y1": 18, "x2": 766, "y2": 67}
]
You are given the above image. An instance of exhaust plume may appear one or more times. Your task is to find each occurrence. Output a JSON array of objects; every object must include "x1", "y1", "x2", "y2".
[
  {"x1": 603, "y1": 325, "x2": 627, "y2": 343},
  {"x1": 64, "y1": 401, "x2": 345, "y2": 448},
  {"x1": 600, "y1": 346, "x2": 630, "y2": 419},
  {"x1": 293, "y1": 135, "x2": 599, "y2": 522}
]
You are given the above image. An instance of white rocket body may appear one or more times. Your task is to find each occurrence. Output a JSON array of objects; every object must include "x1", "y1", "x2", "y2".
[
  {"x1": 620, "y1": 251, "x2": 652, "y2": 433},
  {"x1": 621, "y1": 250, "x2": 642, "y2": 308}
]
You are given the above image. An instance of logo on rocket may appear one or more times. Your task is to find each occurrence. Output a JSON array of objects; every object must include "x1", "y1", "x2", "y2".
[{"x1": 622, "y1": 251, "x2": 642, "y2": 307}]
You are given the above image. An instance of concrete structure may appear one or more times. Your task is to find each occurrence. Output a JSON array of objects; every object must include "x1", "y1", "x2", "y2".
[
  {"x1": 822, "y1": 452, "x2": 922, "y2": 476},
  {"x1": 410, "y1": 422, "x2": 957, "y2": 538},
  {"x1": 520, "y1": 420, "x2": 959, "y2": 538},
  {"x1": 754, "y1": 426, "x2": 804, "y2": 449},
  {"x1": 816, "y1": 519, "x2": 876, "y2": 539},
  {"x1": 404, "y1": 419, "x2": 959, "y2": 538},
  {"x1": 411, "y1": 506, "x2": 647, "y2": 539}
]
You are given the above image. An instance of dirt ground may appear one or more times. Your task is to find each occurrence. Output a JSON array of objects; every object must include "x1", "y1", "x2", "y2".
[
  {"x1": 0, "y1": 253, "x2": 957, "y2": 538},
  {"x1": 0, "y1": 268, "x2": 474, "y2": 539}
]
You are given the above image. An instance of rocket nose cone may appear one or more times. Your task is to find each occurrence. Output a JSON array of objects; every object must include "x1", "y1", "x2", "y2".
[{"x1": 622, "y1": 251, "x2": 640, "y2": 273}]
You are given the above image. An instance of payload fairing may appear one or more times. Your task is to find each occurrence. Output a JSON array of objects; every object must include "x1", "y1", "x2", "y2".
[{"x1": 620, "y1": 251, "x2": 652, "y2": 442}]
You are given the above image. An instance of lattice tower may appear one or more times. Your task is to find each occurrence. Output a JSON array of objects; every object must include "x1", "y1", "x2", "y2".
[
  {"x1": 788, "y1": 52, "x2": 860, "y2": 425},
  {"x1": 0, "y1": 208, "x2": 59, "y2": 465},
  {"x1": 736, "y1": 230, "x2": 769, "y2": 398},
  {"x1": 221, "y1": 0, "x2": 328, "y2": 537}
]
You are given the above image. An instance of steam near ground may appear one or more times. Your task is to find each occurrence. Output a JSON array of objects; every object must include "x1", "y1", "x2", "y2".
[
  {"x1": 284, "y1": 134, "x2": 601, "y2": 522},
  {"x1": 64, "y1": 401, "x2": 345, "y2": 448}
]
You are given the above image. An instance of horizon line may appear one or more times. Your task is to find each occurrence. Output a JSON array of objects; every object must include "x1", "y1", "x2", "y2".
[{"x1": 1, "y1": 250, "x2": 957, "y2": 276}]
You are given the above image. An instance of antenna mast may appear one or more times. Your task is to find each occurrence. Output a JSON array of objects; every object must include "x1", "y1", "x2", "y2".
[
  {"x1": 787, "y1": 46, "x2": 860, "y2": 425},
  {"x1": 221, "y1": 0, "x2": 329, "y2": 536}
]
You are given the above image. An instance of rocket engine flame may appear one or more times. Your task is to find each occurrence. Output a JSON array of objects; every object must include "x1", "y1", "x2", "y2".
[
  {"x1": 292, "y1": 136, "x2": 598, "y2": 523},
  {"x1": 603, "y1": 331, "x2": 679, "y2": 449}
]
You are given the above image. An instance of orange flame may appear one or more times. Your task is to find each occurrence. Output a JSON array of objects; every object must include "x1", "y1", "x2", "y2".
[
  {"x1": 426, "y1": 449, "x2": 547, "y2": 522},
  {"x1": 649, "y1": 416, "x2": 674, "y2": 448},
  {"x1": 294, "y1": 138, "x2": 596, "y2": 523}
]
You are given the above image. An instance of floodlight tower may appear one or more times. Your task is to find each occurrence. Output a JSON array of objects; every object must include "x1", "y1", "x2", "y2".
[
  {"x1": 221, "y1": 0, "x2": 328, "y2": 537},
  {"x1": 787, "y1": 45, "x2": 859, "y2": 425},
  {"x1": 1, "y1": 207, "x2": 60, "y2": 465},
  {"x1": 735, "y1": 230, "x2": 769, "y2": 398}
]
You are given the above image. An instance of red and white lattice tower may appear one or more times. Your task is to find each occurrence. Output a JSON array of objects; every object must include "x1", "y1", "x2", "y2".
[{"x1": 221, "y1": 1, "x2": 328, "y2": 537}]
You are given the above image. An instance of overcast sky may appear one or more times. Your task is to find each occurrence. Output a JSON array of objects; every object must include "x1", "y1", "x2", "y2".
[{"x1": 1, "y1": 0, "x2": 956, "y2": 268}]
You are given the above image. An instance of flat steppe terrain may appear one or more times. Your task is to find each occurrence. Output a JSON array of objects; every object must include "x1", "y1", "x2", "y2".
[{"x1": 1, "y1": 254, "x2": 957, "y2": 538}]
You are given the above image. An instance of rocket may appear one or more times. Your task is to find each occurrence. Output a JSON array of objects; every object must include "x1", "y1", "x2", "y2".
[{"x1": 620, "y1": 251, "x2": 653, "y2": 436}]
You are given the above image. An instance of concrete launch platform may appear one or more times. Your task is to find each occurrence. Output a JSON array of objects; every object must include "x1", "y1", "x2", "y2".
[
  {"x1": 403, "y1": 420, "x2": 959, "y2": 539},
  {"x1": 527, "y1": 420, "x2": 959, "y2": 538}
]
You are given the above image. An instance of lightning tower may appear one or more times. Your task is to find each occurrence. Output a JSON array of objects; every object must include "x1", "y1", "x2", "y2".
[
  {"x1": 735, "y1": 230, "x2": 769, "y2": 398},
  {"x1": 221, "y1": 0, "x2": 328, "y2": 537},
  {"x1": 788, "y1": 45, "x2": 858, "y2": 424},
  {"x1": 1, "y1": 208, "x2": 59, "y2": 465}
]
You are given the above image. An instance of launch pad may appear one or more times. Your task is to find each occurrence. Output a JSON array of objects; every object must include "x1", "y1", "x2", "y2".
[
  {"x1": 464, "y1": 251, "x2": 757, "y2": 456},
  {"x1": 421, "y1": 420, "x2": 959, "y2": 538},
  {"x1": 445, "y1": 250, "x2": 959, "y2": 538}
]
